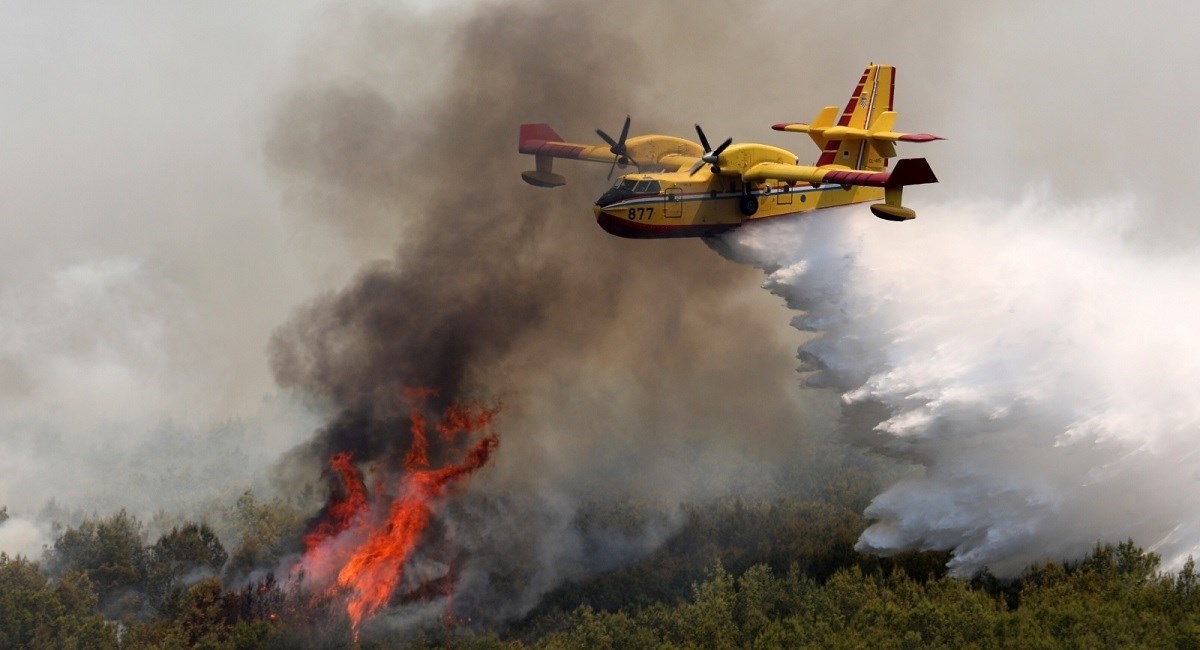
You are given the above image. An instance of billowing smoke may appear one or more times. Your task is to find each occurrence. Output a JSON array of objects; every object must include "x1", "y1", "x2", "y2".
[
  {"x1": 265, "y1": 0, "x2": 819, "y2": 625},
  {"x1": 715, "y1": 193, "x2": 1200, "y2": 576}
]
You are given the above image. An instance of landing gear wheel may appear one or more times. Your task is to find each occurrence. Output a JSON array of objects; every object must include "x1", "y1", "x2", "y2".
[{"x1": 739, "y1": 194, "x2": 759, "y2": 216}]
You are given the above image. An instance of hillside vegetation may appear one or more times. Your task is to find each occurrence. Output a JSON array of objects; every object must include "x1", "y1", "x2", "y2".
[{"x1": 3, "y1": 487, "x2": 1199, "y2": 648}]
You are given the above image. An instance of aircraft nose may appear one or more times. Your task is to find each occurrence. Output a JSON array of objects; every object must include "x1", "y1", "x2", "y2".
[{"x1": 595, "y1": 186, "x2": 632, "y2": 207}]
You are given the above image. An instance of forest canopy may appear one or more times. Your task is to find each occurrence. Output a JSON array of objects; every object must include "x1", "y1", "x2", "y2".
[{"x1": 2, "y1": 491, "x2": 1198, "y2": 649}]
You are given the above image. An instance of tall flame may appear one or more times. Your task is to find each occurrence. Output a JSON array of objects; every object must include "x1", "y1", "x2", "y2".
[
  {"x1": 336, "y1": 433, "x2": 498, "y2": 629},
  {"x1": 296, "y1": 391, "x2": 501, "y2": 636},
  {"x1": 303, "y1": 452, "x2": 368, "y2": 553}
]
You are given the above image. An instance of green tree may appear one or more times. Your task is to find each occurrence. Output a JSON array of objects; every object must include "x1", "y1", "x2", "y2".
[
  {"x1": 733, "y1": 563, "x2": 785, "y2": 645},
  {"x1": 540, "y1": 605, "x2": 658, "y2": 650},
  {"x1": 223, "y1": 490, "x2": 305, "y2": 580},
  {"x1": 1177, "y1": 557, "x2": 1200, "y2": 600},
  {"x1": 177, "y1": 578, "x2": 230, "y2": 645},
  {"x1": 48, "y1": 510, "x2": 148, "y2": 618},
  {"x1": 0, "y1": 552, "x2": 117, "y2": 649},
  {"x1": 674, "y1": 561, "x2": 739, "y2": 648},
  {"x1": 146, "y1": 522, "x2": 228, "y2": 616}
]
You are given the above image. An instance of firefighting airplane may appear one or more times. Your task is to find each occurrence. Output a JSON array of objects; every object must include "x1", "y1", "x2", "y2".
[{"x1": 519, "y1": 64, "x2": 942, "y2": 238}]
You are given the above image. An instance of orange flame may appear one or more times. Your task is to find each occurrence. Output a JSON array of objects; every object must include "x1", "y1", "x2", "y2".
[
  {"x1": 297, "y1": 391, "x2": 501, "y2": 636},
  {"x1": 436, "y1": 401, "x2": 500, "y2": 441},
  {"x1": 303, "y1": 452, "x2": 368, "y2": 553},
  {"x1": 404, "y1": 408, "x2": 429, "y2": 469},
  {"x1": 336, "y1": 432, "x2": 498, "y2": 629}
]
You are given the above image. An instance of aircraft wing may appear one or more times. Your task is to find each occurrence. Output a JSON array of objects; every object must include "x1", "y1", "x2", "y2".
[
  {"x1": 519, "y1": 123, "x2": 704, "y2": 187},
  {"x1": 520, "y1": 124, "x2": 623, "y2": 164},
  {"x1": 742, "y1": 157, "x2": 938, "y2": 188}
]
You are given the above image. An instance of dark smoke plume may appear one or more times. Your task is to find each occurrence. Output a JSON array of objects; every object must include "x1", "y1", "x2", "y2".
[{"x1": 265, "y1": 0, "x2": 820, "y2": 623}]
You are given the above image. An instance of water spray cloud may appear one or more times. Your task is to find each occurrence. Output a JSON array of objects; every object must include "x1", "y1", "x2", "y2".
[{"x1": 717, "y1": 195, "x2": 1200, "y2": 576}]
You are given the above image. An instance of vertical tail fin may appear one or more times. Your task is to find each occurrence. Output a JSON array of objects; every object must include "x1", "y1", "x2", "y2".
[{"x1": 815, "y1": 64, "x2": 896, "y2": 171}]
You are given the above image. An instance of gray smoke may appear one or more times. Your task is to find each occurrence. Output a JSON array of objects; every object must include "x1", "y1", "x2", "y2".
[{"x1": 265, "y1": 0, "x2": 824, "y2": 624}]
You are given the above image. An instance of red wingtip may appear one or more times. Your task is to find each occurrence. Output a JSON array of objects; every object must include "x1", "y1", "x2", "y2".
[
  {"x1": 771, "y1": 123, "x2": 793, "y2": 131},
  {"x1": 885, "y1": 158, "x2": 938, "y2": 187},
  {"x1": 897, "y1": 133, "x2": 945, "y2": 142},
  {"x1": 520, "y1": 123, "x2": 564, "y2": 147}
]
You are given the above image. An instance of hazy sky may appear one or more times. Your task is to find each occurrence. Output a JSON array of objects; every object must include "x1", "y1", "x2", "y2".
[
  {"x1": 4, "y1": 0, "x2": 1195, "y2": 432},
  {"x1": 0, "y1": 2, "x2": 333, "y2": 423}
]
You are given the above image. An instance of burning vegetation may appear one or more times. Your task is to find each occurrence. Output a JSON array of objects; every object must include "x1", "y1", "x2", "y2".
[{"x1": 293, "y1": 391, "x2": 501, "y2": 634}]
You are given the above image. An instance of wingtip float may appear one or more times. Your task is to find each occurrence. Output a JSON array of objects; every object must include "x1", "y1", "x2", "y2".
[{"x1": 519, "y1": 64, "x2": 943, "y2": 238}]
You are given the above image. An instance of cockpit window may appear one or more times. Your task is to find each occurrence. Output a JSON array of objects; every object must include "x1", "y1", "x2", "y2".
[
  {"x1": 616, "y1": 179, "x2": 637, "y2": 191},
  {"x1": 633, "y1": 180, "x2": 661, "y2": 194}
]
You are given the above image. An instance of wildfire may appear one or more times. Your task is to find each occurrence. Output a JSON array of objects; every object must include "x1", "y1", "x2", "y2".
[
  {"x1": 296, "y1": 391, "x2": 501, "y2": 635},
  {"x1": 303, "y1": 452, "x2": 368, "y2": 553}
]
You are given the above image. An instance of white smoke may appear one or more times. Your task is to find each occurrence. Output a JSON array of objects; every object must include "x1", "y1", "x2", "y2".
[
  {"x1": 0, "y1": 516, "x2": 48, "y2": 559},
  {"x1": 0, "y1": 2, "x2": 336, "y2": 553},
  {"x1": 716, "y1": 194, "x2": 1200, "y2": 576},
  {"x1": 0, "y1": 251, "x2": 325, "y2": 557}
]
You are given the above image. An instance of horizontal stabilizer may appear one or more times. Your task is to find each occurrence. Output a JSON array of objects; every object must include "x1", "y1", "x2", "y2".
[{"x1": 772, "y1": 120, "x2": 943, "y2": 147}]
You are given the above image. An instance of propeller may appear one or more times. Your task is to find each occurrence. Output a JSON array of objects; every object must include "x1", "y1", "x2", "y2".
[
  {"x1": 689, "y1": 124, "x2": 732, "y2": 176},
  {"x1": 596, "y1": 115, "x2": 632, "y2": 180}
]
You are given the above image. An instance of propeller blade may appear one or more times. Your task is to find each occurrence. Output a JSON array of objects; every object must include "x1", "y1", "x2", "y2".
[
  {"x1": 618, "y1": 115, "x2": 631, "y2": 146},
  {"x1": 694, "y1": 124, "x2": 711, "y2": 153},
  {"x1": 608, "y1": 157, "x2": 618, "y2": 180},
  {"x1": 596, "y1": 128, "x2": 617, "y2": 148},
  {"x1": 711, "y1": 137, "x2": 733, "y2": 157},
  {"x1": 702, "y1": 139, "x2": 733, "y2": 165},
  {"x1": 691, "y1": 125, "x2": 732, "y2": 175}
]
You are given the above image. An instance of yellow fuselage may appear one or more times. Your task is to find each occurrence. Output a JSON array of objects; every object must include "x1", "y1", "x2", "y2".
[{"x1": 593, "y1": 169, "x2": 884, "y2": 239}]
